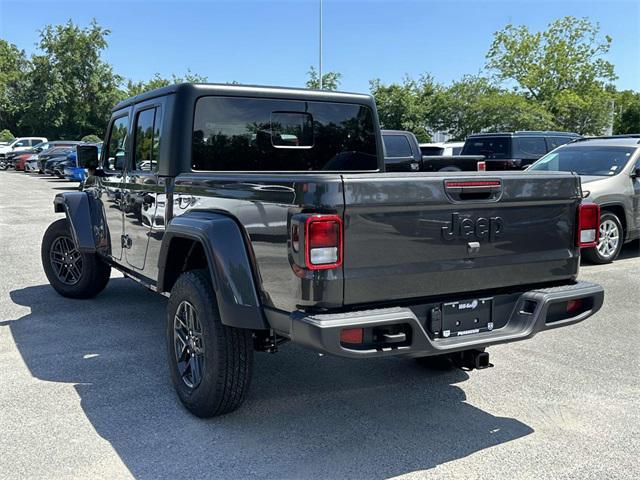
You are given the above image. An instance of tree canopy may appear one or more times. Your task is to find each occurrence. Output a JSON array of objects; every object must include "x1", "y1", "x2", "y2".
[
  {"x1": 306, "y1": 66, "x2": 342, "y2": 91},
  {"x1": 486, "y1": 16, "x2": 617, "y2": 134}
]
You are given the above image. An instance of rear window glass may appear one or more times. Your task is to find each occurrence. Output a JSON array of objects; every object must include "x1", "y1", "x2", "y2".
[
  {"x1": 461, "y1": 137, "x2": 510, "y2": 159},
  {"x1": 420, "y1": 146, "x2": 444, "y2": 156},
  {"x1": 513, "y1": 137, "x2": 547, "y2": 159},
  {"x1": 192, "y1": 97, "x2": 378, "y2": 171},
  {"x1": 529, "y1": 146, "x2": 635, "y2": 176},
  {"x1": 383, "y1": 135, "x2": 413, "y2": 157}
]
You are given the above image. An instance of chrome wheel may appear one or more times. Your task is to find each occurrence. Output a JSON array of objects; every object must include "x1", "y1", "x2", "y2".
[
  {"x1": 174, "y1": 300, "x2": 205, "y2": 389},
  {"x1": 597, "y1": 219, "x2": 620, "y2": 259},
  {"x1": 49, "y1": 236, "x2": 83, "y2": 285}
]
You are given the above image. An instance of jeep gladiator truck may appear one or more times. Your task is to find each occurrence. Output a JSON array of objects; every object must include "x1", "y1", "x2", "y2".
[{"x1": 41, "y1": 84, "x2": 604, "y2": 418}]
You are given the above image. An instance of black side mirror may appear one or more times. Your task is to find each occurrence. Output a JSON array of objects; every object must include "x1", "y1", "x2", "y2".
[
  {"x1": 77, "y1": 145, "x2": 99, "y2": 169},
  {"x1": 633, "y1": 167, "x2": 640, "y2": 178},
  {"x1": 35, "y1": 147, "x2": 43, "y2": 153}
]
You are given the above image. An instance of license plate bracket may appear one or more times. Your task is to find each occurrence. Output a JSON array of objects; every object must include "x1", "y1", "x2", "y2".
[{"x1": 440, "y1": 297, "x2": 493, "y2": 338}]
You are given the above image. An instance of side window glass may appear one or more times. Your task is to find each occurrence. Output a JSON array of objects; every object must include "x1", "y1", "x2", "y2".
[
  {"x1": 547, "y1": 136, "x2": 573, "y2": 151},
  {"x1": 514, "y1": 137, "x2": 547, "y2": 159},
  {"x1": 133, "y1": 107, "x2": 161, "y2": 172},
  {"x1": 383, "y1": 135, "x2": 412, "y2": 157},
  {"x1": 105, "y1": 116, "x2": 129, "y2": 172},
  {"x1": 15, "y1": 140, "x2": 28, "y2": 147}
]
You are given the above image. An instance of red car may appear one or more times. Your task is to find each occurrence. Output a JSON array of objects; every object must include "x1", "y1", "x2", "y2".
[{"x1": 13, "y1": 152, "x2": 34, "y2": 171}]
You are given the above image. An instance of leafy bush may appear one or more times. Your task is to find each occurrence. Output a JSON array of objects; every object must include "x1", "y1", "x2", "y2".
[
  {"x1": 81, "y1": 134, "x2": 101, "y2": 143},
  {"x1": 0, "y1": 129, "x2": 15, "y2": 142}
]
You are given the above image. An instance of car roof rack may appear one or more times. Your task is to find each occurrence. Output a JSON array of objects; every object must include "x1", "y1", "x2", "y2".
[
  {"x1": 467, "y1": 131, "x2": 580, "y2": 137},
  {"x1": 570, "y1": 134, "x2": 640, "y2": 144}
]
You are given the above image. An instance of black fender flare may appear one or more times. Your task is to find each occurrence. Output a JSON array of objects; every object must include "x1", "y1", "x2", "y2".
[
  {"x1": 158, "y1": 211, "x2": 267, "y2": 330},
  {"x1": 53, "y1": 192, "x2": 97, "y2": 253}
]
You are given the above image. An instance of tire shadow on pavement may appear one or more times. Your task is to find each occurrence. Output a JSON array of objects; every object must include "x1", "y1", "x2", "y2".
[{"x1": 6, "y1": 279, "x2": 533, "y2": 479}]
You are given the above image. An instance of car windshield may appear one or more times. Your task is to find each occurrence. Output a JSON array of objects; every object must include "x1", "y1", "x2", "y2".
[
  {"x1": 461, "y1": 137, "x2": 510, "y2": 159},
  {"x1": 528, "y1": 146, "x2": 636, "y2": 176}
]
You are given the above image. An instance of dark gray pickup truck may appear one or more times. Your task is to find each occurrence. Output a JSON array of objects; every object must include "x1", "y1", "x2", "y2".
[{"x1": 41, "y1": 84, "x2": 604, "y2": 417}]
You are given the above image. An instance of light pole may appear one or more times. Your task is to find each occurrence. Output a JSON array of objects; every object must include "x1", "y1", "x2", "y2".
[{"x1": 319, "y1": 0, "x2": 323, "y2": 90}]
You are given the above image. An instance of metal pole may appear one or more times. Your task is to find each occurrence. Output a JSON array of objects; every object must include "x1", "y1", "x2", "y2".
[{"x1": 319, "y1": 0, "x2": 323, "y2": 90}]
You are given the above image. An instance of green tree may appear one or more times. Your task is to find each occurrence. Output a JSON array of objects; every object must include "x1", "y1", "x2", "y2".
[
  {"x1": 125, "y1": 70, "x2": 208, "y2": 97},
  {"x1": 613, "y1": 90, "x2": 640, "y2": 134},
  {"x1": 0, "y1": 129, "x2": 15, "y2": 142},
  {"x1": 431, "y1": 76, "x2": 555, "y2": 139},
  {"x1": 19, "y1": 19, "x2": 122, "y2": 139},
  {"x1": 0, "y1": 40, "x2": 28, "y2": 132},
  {"x1": 486, "y1": 16, "x2": 617, "y2": 134},
  {"x1": 306, "y1": 66, "x2": 342, "y2": 91},
  {"x1": 369, "y1": 75, "x2": 439, "y2": 142}
]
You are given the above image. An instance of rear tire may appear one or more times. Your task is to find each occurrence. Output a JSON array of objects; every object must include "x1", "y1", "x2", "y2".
[
  {"x1": 582, "y1": 212, "x2": 623, "y2": 264},
  {"x1": 166, "y1": 269, "x2": 253, "y2": 418},
  {"x1": 41, "y1": 218, "x2": 111, "y2": 298}
]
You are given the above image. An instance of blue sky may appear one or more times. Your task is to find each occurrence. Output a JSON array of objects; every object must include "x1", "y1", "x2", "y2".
[{"x1": 1, "y1": 0, "x2": 639, "y2": 93}]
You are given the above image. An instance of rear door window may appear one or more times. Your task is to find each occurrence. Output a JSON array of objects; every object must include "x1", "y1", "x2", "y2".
[
  {"x1": 192, "y1": 96, "x2": 378, "y2": 171},
  {"x1": 513, "y1": 137, "x2": 547, "y2": 159},
  {"x1": 133, "y1": 107, "x2": 161, "y2": 172},
  {"x1": 383, "y1": 135, "x2": 413, "y2": 157}
]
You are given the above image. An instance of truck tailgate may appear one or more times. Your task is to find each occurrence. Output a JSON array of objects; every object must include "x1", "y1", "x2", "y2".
[{"x1": 341, "y1": 172, "x2": 582, "y2": 305}]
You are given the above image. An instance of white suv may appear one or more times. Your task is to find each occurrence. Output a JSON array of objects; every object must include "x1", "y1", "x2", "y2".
[{"x1": 0, "y1": 137, "x2": 48, "y2": 158}]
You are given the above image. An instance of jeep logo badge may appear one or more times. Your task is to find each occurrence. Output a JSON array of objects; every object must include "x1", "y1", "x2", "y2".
[{"x1": 442, "y1": 212, "x2": 504, "y2": 241}]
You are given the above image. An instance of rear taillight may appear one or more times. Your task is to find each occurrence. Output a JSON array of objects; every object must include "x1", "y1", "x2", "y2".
[
  {"x1": 577, "y1": 203, "x2": 600, "y2": 248},
  {"x1": 305, "y1": 215, "x2": 343, "y2": 270},
  {"x1": 477, "y1": 161, "x2": 486, "y2": 171}
]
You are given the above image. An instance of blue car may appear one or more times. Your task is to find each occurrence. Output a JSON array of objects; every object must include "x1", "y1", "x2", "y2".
[{"x1": 64, "y1": 143, "x2": 102, "y2": 182}]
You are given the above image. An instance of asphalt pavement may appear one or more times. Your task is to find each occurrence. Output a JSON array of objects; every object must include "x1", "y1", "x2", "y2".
[{"x1": 0, "y1": 170, "x2": 638, "y2": 480}]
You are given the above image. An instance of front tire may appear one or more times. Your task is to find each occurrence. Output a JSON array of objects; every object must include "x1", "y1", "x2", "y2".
[
  {"x1": 41, "y1": 218, "x2": 111, "y2": 298},
  {"x1": 582, "y1": 212, "x2": 623, "y2": 264},
  {"x1": 166, "y1": 269, "x2": 253, "y2": 418}
]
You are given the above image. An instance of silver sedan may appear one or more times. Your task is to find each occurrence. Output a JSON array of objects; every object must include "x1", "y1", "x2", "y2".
[{"x1": 528, "y1": 136, "x2": 640, "y2": 263}]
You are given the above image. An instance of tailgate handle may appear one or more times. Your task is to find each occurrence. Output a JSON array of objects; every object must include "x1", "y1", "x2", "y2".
[{"x1": 445, "y1": 179, "x2": 502, "y2": 202}]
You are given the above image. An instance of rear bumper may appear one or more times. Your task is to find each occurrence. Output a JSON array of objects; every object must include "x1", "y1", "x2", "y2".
[{"x1": 287, "y1": 281, "x2": 604, "y2": 358}]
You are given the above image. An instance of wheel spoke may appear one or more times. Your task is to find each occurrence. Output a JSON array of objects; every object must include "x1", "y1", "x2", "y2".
[
  {"x1": 49, "y1": 235, "x2": 83, "y2": 286},
  {"x1": 173, "y1": 300, "x2": 205, "y2": 389}
]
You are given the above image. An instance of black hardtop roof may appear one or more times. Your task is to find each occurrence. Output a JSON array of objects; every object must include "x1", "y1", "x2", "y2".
[
  {"x1": 467, "y1": 131, "x2": 580, "y2": 138},
  {"x1": 113, "y1": 82, "x2": 374, "y2": 111}
]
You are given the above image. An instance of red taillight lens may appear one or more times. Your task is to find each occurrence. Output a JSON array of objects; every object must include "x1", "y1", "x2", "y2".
[
  {"x1": 566, "y1": 299, "x2": 583, "y2": 313},
  {"x1": 305, "y1": 215, "x2": 343, "y2": 270},
  {"x1": 340, "y1": 328, "x2": 363, "y2": 344},
  {"x1": 577, "y1": 204, "x2": 600, "y2": 248},
  {"x1": 477, "y1": 161, "x2": 486, "y2": 171}
]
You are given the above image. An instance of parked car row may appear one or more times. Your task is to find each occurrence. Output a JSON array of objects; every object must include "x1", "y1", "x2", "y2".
[
  {"x1": 384, "y1": 130, "x2": 580, "y2": 173},
  {"x1": 1, "y1": 138, "x2": 102, "y2": 188}
]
